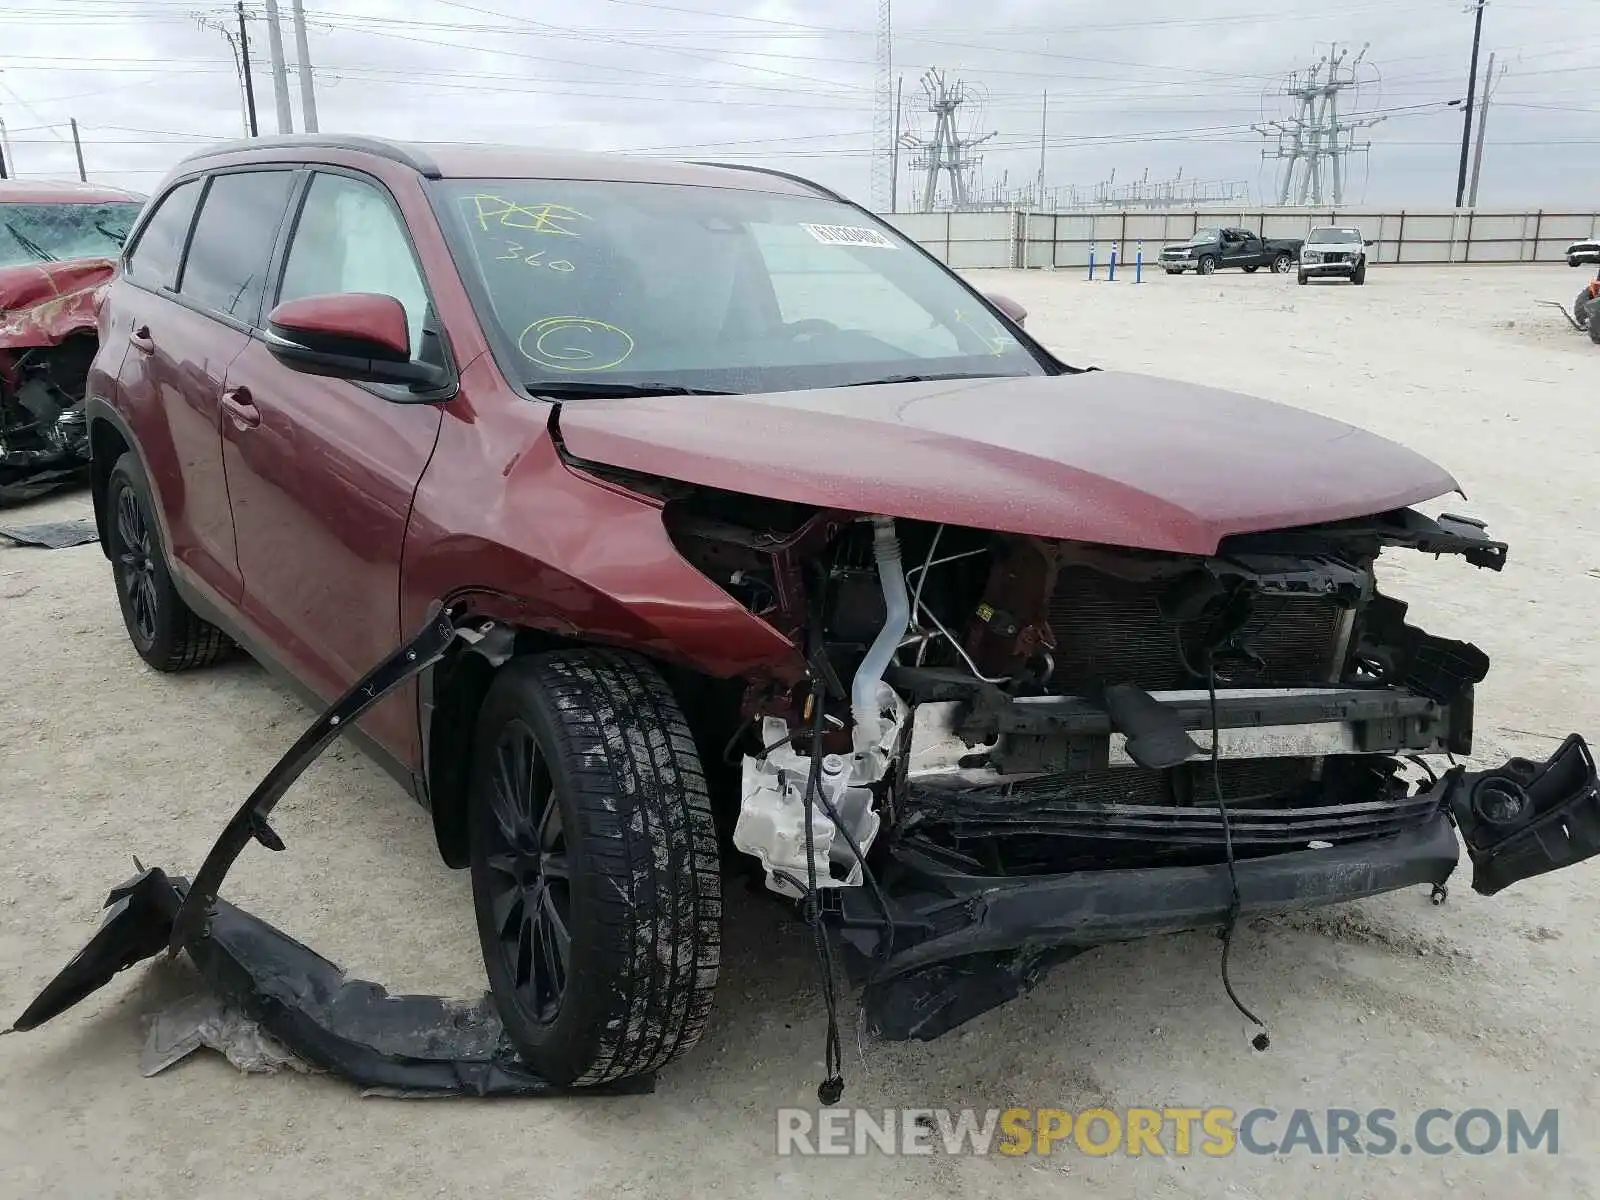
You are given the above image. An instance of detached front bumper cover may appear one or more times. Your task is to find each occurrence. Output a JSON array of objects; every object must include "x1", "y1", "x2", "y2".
[{"x1": 5, "y1": 606, "x2": 653, "y2": 1097}]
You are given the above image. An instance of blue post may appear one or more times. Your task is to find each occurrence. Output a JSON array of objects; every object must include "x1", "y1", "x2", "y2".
[
  {"x1": 1108, "y1": 242, "x2": 1118, "y2": 281},
  {"x1": 1088, "y1": 244, "x2": 1096, "y2": 280},
  {"x1": 1135, "y1": 241, "x2": 1143, "y2": 284}
]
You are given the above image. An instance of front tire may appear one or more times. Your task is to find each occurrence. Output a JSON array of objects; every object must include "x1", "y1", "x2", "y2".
[
  {"x1": 1197, "y1": 255, "x2": 1217, "y2": 275},
  {"x1": 1351, "y1": 260, "x2": 1367, "y2": 285},
  {"x1": 105, "y1": 452, "x2": 232, "y2": 672},
  {"x1": 468, "y1": 649, "x2": 721, "y2": 1086},
  {"x1": 1297, "y1": 271, "x2": 1308, "y2": 285},
  {"x1": 1271, "y1": 252, "x2": 1294, "y2": 273}
]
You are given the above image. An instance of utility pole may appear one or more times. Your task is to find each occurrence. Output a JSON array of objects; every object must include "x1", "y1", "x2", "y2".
[
  {"x1": 1454, "y1": 0, "x2": 1487, "y2": 208},
  {"x1": 289, "y1": 0, "x2": 318, "y2": 133},
  {"x1": 261, "y1": 0, "x2": 295, "y2": 134},
  {"x1": 69, "y1": 118, "x2": 86, "y2": 181},
  {"x1": 238, "y1": 1, "x2": 259, "y2": 136},
  {"x1": 1036, "y1": 90, "x2": 1047, "y2": 206},
  {"x1": 1467, "y1": 51, "x2": 1502, "y2": 207},
  {"x1": 889, "y1": 74, "x2": 902, "y2": 213}
]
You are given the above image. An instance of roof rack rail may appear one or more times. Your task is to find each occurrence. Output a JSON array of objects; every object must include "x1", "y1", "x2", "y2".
[
  {"x1": 177, "y1": 134, "x2": 441, "y2": 178},
  {"x1": 689, "y1": 161, "x2": 846, "y2": 203}
]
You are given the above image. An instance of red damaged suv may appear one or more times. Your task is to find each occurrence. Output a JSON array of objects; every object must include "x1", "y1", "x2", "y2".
[{"x1": 83, "y1": 135, "x2": 1599, "y2": 1086}]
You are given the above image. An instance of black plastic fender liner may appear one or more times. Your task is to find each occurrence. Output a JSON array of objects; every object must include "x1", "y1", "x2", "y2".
[
  {"x1": 167, "y1": 607, "x2": 463, "y2": 954},
  {"x1": 8, "y1": 868, "x2": 652, "y2": 1096},
  {"x1": 6, "y1": 610, "x2": 657, "y2": 1096}
]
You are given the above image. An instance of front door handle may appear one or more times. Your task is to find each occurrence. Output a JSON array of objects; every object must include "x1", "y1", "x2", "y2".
[
  {"x1": 221, "y1": 387, "x2": 261, "y2": 431},
  {"x1": 128, "y1": 325, "x2": 154, "y2": 353}
]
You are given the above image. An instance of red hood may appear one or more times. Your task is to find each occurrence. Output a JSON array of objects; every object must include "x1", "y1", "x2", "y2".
[
  {"x1": 555, "y1": 371, "x2": 1460, "y2": 555},
  {"x1": 0, "y1": 258, "x2": 115, "y2": 353}
]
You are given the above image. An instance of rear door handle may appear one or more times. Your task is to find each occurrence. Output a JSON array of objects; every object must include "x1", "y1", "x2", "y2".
[
  {"x1": 128, "y1": 325, "x2": 154, "y2": 353},
  {"x1": 221, "y1": 387, "x2": 261, "y2": 430}
]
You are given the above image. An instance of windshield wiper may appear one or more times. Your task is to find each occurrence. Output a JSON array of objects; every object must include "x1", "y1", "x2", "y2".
[
  {"x1": 833, "y1": 371, "x2": 1023, "y2": 387},
  {"x1": 3, "y1": 223, "x2": 57, "y2": 263},
  {"x1": 94, "y1": 221, "x2": 129, "y2": 248},
  {"x1": 526, "y1": 380, "x2": 736, "y2": 399}
]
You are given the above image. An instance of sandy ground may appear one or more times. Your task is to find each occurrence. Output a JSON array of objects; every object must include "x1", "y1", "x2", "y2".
[{"x1": 2, "y1": 263, "x2": 1598, "y2": 1199}]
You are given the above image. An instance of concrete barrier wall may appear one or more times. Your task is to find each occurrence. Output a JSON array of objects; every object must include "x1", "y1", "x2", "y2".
[{"x1": 875, "y1": 208, "x2": 1600, "y2": 269}]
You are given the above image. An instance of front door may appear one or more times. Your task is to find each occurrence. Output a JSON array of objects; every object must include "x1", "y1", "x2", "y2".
[{"x1": 220, "y1": 169, "x2": 444, "y2": 765}]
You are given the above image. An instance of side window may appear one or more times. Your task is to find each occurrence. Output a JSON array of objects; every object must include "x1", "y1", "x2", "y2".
[
  {"x1": 124, "y1": 179, "x2": 201, "y2": 291},
  {"x1": 178, "y1": 170, "x2": 296, "y2": 322},
  {"x1": 278, "y1": 173, "x2": 430, "y2": 361},
  {"x1": 748, "y1": 224, "x2": 960, "y2": 357}
]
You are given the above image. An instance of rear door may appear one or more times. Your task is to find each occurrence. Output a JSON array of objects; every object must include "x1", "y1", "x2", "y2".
[
  {"x1": 218, "y1": 168, "x2": 445, "y2": 766},
  {"x1": 110, "y1": 171, "x2": 300, "y2": 607}
]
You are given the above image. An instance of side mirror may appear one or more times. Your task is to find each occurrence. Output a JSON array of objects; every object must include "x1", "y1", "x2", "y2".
[
  {"x1": 264, "y1": 293, "x2": 444, "y2": 388},
  {"x1": 1364, "y1": 239, "x2": 1375, "y2": 247},
  {"x1": 985, "y1": 292, "x2": 1027, "y2": 328}
]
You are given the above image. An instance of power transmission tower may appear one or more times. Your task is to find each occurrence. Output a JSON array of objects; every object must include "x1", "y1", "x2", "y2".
[
  {"x1": 1254, "y1": 44, "x2": 1383, "y2": 206},
  {"x1": 870, "y1": 0, "x2": 892, "y2": 211},
  {"x1": 900, "y1": 69, "x2": 995, "y2": 212}
]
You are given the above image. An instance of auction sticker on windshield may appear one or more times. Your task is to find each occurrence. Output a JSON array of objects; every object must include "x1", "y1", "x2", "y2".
[{"x1": 802, "y1": 223, "x2": 897, "y2": 249}]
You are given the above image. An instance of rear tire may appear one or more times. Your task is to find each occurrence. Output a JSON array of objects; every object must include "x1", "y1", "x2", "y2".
[
  {"x1": 1574, "y1": 292, "x2": 1591, "y2": 331},
  {"x1": 1590, "y1": 308, "x2": 1600, "y2": 345},
  {"x1": 468, "y1": 648, "x2": 721, "y2": 1086},
  {"x1": 105, "y1": 452, "x2": 232, "y2": 672},
  {"x1": 1242, "y1": 265, "x2": 1259, "y2": 274}
]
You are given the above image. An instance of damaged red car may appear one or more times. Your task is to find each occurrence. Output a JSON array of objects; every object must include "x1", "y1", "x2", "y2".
[
  {"x1": 65, "y1": 137, "x2": 1598, "y2": 1087},
  {"x1": 0, "y1": 179, "x2": 144, "y2": 502}
]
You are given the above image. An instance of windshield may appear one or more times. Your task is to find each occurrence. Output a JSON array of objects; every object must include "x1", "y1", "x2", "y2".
[
  {"x1": 430, "y1": 179, "x2": 1047, "y2": 395},
  {"x1": 1308, "y1": 228, "x2": 1361, "y2": 245},
  {"x1": 0, "y1": 201, "x2": 143, "y2": 267},
  {"x1": 1187, "y1": 228, "x2": 1223, "y2": 245}
]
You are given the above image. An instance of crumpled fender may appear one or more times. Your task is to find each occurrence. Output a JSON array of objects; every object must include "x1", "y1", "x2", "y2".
[{"x1": 0, "y1": 259, "x2": 114, "y2": 358}]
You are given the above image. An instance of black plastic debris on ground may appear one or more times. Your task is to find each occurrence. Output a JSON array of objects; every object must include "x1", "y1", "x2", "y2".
[
  {"x1": 9, "y1": 867, "x2": 653, "y2": 1097},
  {"x1": 5, "y1": 608, "x2": 656, "y2": 1098},
  {"x1": 0, "y1": 517, "x2": 98, "y2": 549}
]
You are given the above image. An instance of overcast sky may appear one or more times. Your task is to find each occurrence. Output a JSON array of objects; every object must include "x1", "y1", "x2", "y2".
[{"x1": 1, "y1": 0, "x2": 1596, "y2": 209}]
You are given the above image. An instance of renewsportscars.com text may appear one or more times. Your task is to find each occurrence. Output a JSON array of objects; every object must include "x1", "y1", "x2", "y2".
[{"x1": 775, "y1": 1106, "x2": 1560, "y2": 1158}]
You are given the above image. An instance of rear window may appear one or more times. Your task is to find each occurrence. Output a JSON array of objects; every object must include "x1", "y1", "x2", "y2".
[
  {"x1": 178, "y1": 170, "x2": 297, "y2": 323},
  {"x1": 0, "y1": 200, "x2": 144, "y2": 269},
  {"x1": 125, "y1": 181, "x2": 201, "y2": 291}
]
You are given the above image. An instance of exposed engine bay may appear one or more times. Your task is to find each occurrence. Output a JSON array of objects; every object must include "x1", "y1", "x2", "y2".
[
  {"x1": 665, "y1": 493, "x2": 1505, "y2": 885},
  {"x1": 657, "y1": 487, "x2": 1599, "y2": 1039},
  {"x1": 0, "y1": 259, "x2": 113, "y2": 504},
  {"x1": 0, "y1": 333, "x2": 96, "y2": 503}
]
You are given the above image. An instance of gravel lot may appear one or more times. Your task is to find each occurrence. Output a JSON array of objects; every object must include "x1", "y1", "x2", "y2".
[{"x1": 2, "y1": 263, "x2": 1597, "y2": 1199}]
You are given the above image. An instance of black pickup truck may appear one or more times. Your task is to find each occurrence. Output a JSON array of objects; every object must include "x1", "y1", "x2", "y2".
[{"x1": 1159, "y1": 227, "x2": 1304, "y2": 276}]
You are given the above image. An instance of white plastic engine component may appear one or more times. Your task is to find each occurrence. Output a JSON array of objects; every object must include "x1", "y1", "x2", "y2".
[{"x1": 734, "y1": 716, "x2": 890, "y2": 900}]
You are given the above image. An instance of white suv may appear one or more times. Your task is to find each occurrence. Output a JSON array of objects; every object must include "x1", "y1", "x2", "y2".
[{"x1": 1298, "y1": 226, "x2": 1370, "y2": 286}]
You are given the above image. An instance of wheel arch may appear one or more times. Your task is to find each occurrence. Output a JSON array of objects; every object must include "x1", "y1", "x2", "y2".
[
  {"x1": 422, "y1": 614, "x2": 748, "y2": 869},
  {"x1": 86, "y1": 398, "x2": 142, "y2": 561}
]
